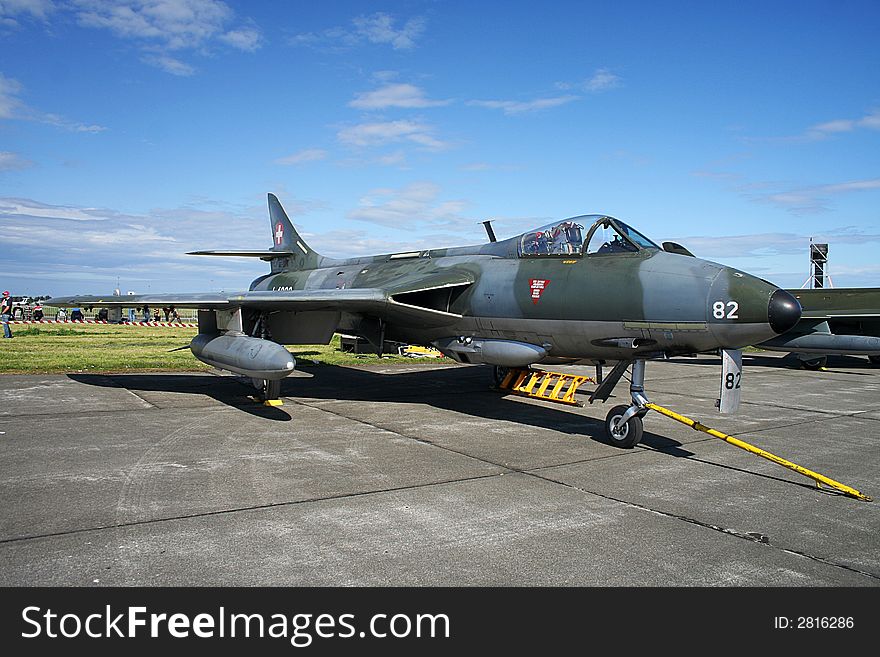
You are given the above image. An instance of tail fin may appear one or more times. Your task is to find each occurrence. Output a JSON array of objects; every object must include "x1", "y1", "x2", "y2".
[{"x1": 268, "y1": 193, "x2": 321, "y2": 270}]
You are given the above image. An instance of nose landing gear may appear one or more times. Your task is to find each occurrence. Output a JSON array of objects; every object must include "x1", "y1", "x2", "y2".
[
  {"x1": 605, "y1": 404, "x2": 645, "y2": 448},
  {"x1": 601, "y1": 359, "x2": 649, "y2": 448}
]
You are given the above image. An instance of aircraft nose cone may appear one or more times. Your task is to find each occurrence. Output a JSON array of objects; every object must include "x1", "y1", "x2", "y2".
[{"x1": 768, "y1": 289, "x2": 801, "y2": 334}]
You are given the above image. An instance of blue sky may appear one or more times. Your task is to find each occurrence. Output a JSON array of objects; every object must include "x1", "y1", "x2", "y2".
[{"x1": 1, "y1": 0, "x2": 878, "y2": 296}]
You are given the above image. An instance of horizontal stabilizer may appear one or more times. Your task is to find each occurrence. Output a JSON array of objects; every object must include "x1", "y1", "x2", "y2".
[{"x1": 188, "y1": 250, "x2": 294, "y2": 260}]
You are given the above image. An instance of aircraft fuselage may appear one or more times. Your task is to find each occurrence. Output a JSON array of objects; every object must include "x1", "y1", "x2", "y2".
[{"x1": 252, "y1": 243, "x2": 796, "y2": 363}]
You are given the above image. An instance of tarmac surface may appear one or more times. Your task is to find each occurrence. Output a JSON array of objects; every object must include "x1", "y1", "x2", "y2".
[{"x1": 1, "y1": 352, "x2": 878, "y2": 586}]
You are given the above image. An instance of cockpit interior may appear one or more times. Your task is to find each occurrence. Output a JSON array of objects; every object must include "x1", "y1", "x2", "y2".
[{"x1": 519, "y1": 215, "x2": 659, "y2": 258}]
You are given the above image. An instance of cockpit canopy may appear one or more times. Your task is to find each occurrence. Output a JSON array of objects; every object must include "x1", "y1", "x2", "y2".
[
  {"x1": 518, "y1": 214, "x2": 659, "y2": 258},
  {"x1": 519, "y1": 220, "x2": 585, "y2": 256}
]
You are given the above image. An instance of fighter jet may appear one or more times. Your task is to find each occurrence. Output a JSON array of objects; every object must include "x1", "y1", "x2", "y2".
[{"x1": 49, "y1": 193, "x2": 802, "y2": 447}]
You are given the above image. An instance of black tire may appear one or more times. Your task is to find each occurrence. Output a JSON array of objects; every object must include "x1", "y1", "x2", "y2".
[
  {"x1": 605, "y1": 404, "x2": 644, "y2": 448},
  {"x1": 868, "y1": 355, "x2": 880, "y2": 366},
  {"x1": 492, "y1": 365, "x2": 510, "y2": 387},
  {"x1": 801, "y1": 356, "x2": 827, "y2": 370},
  {"x1": 262, "y1": 379, "x2": 281, "y2": 401}
]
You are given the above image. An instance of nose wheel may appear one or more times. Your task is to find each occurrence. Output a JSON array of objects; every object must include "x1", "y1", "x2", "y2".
[{"x1": 605, "y1": 405, "x2": 645, "y2": 448}]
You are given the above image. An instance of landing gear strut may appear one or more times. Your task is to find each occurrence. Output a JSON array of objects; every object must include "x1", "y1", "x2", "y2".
[
  {"x1": 604, "y1": 360, "x2": 649, "y2": 448},
  {"x1": 251, "y1": 377, "x2": 281, "y2": 404}
]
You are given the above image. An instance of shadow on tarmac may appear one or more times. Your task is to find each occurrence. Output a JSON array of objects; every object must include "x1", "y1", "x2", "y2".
[
  {"x1": 67, "y1": 365, "x2": 680, "y2": 450},
  {"x1": 67, "y1": 366, "x2": 848, "y2": 496},
  {"x1": 67, "y1": 372, "x2": 292, "y2": 421}
]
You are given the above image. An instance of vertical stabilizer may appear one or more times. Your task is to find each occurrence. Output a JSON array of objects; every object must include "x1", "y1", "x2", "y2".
[{"x1": 268, "y1": 193, "x2": 321, "y2": 271}]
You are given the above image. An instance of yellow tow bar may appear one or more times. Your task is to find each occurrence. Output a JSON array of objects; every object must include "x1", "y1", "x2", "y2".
[{"x1": 644, "y1": 402, "x2": 872, "y2": 502}]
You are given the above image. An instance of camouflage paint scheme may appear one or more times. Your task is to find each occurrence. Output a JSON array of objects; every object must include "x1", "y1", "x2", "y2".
[{"x1": 50, "y1": 194, "x2": 800, "y2": 367}]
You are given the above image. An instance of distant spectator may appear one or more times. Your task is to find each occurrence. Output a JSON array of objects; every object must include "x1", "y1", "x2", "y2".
[
  {"x1": 32, "y1": 303, "x2": 44, "y2": 321},
  {"x1": 1, "y1": 290, "x2": 12, "y2": 338},
  {"x1": 128, "y1": 308, "x2": 136, "y2": 322},
  {"x1": 56, "y1": 308, "x2": 67, "y2": 321},
  {"x1": 153, "y1": 308, "x2": 161, "y2": 322},
  {"x1": 97, "y1": 308, "x2": 109, "y2": 322},
  {"x1": 169, "y1": 305, "x2": 181, "y2": 323},
  {"x1": 142, "y1": 305, "x2": 150, "y2": 321},
  {"x1": 70, "y1": 307, "x2": 84, "y2": 321},
  {"x1": 162, "y1": 306, "x2": 170, "y2": 321}
]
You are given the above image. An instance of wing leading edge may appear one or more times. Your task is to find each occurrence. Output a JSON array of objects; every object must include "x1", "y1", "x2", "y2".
[{"x1": 47, "y1": 277, "x2": 474, "y2": 326}]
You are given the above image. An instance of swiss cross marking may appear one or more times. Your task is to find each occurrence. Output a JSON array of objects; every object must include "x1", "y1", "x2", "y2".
[
  {"x1": 274, "y1": 223, "x2": 284, "y2": 245},
  {"x1": 529, "y1": 278, "x2": 550, "y2": 304}
]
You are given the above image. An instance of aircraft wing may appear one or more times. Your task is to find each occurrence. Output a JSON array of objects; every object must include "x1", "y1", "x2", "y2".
[
  {"x1": 236, "y1": 269, "x2": 476, "y2": 327},
  {"x1": 45, "y1": 289, "x2": 388, "y2": 313},
  {"x1": 45, "y1": 292, "x2": 241, "y2": 309},
  {"x1": 232, "y1": 288, "x2": 388, "y2": 312},
  {"x1": 46, "y1": 268, "x2": 475, "y2": 327}
]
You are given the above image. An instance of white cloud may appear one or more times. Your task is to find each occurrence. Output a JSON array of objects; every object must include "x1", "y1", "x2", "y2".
[
  {"x1": 350, "y1": 83, "x2": 449, "y2": 110},
  {"x1": 218, "y1": 25, "x2": 261, "y2": 51},
  {"x1": 41, "y1": 111, "x2": 106, "y2": 132},
  {"x1": 558, "y1": 68, "x2": 622, "y2": 93},
  {"x1": 274, "y1": 148, "x2": 328, "y2": 166},
  {"x1": 375, "y1": 150, "x2": 406, "y2": 166},
  {"x1": 72, "y1": 0, "x2": 262, "y2": 74},
  {"x1": 804, "y1": 109, "x2": 880, "y2": 140},
  {"x1": 74, "y1": 0, "x2": 231, "y2": 49},
  {"x1": 337, "y1": 119, "x2": 448, "y2": 150},
  {"x1": 142, "y1": 54, "x2": 195, "y2": 76},
  {"x1": 460, "y1": 162, "x2": 521, "y2": 173},
  {"x1": 0, "y1": 71, "x2": 106, "y2": 131},
  {"x1": 468, "y1": 95, "x2": 578, "y2": 115},
  {"x1": 291, "y1": 12, "x2": 425, "y2": 52},
  {"x1": 0, "y1": 0, "x2": 55, "y2": 22},
  {"x1": 335, "y1": 150, "x2": 409, "y2": 169},
  {"x1": 753, "y1": 109, "x2": 880, "y2": 143},
  {"x1": 352, "y1": 12, "x2": 425, "y2": 50},
  {"x1": 664, "y1": 229, "x2": 880, "y2": 259},
  {"x1": 3, "y1": 195, "x2": 272, "y2": 295},
  {"x1": 348, "y1": 182, "x2": 469, "y2": 230},
  {"x1": 747, "y1": 177, "x2": 880, "y2": 214},
  {"x1": 582, "y1": 68, "x2": 621, "y2": 92},
  {"x1": 0, "y1": 151, "x2": 33, "y2": 170},
  {"x1": 0, "y1": 72, "x2": 24, "y2": 118}
]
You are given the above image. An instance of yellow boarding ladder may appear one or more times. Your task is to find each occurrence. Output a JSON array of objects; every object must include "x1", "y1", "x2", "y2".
[{"x1": 498, "y1": 368, "x2": 595, "y2": 406}]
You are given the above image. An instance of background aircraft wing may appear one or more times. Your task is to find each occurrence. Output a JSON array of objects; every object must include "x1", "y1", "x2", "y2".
[
  {"x1": 789, "y1": 288, "x2": 880, "y2": 320},
  {"x1": 758, "y1": 288, "x2": 880, "y2": 355}
]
